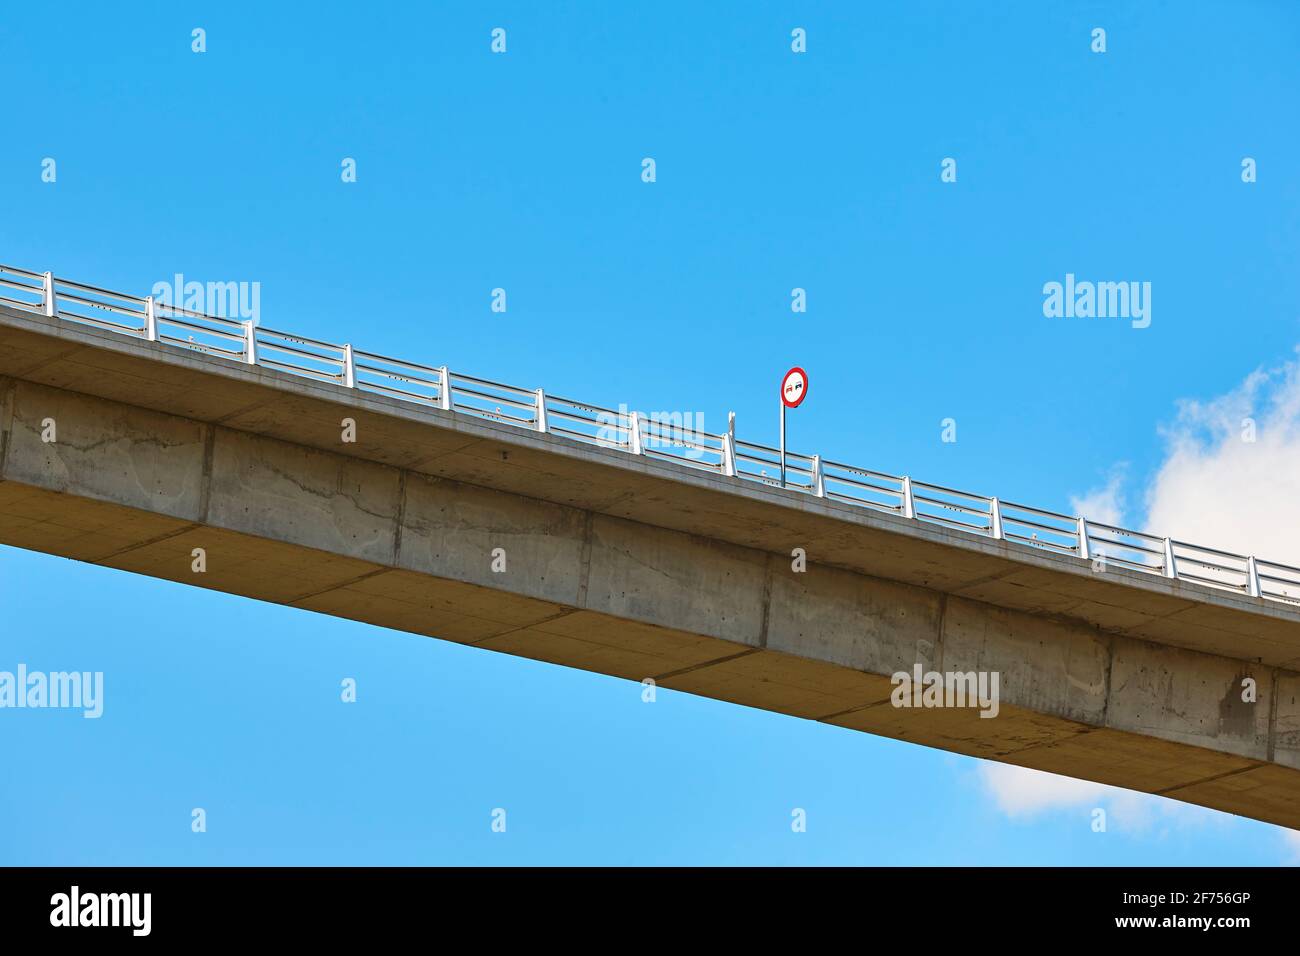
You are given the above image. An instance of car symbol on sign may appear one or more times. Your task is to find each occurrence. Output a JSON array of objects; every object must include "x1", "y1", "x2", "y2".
[{"x1": 781, "y1": 367, "x2": 808, "y2": 408}]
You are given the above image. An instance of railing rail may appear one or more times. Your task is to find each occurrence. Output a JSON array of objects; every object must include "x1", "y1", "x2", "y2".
[
  {"x1": 1000, "y1": 501, "x2": 1080, "y2": 555},
  {"x1": 2, "y1": 259, "x2": 1293, "y2": 608}
]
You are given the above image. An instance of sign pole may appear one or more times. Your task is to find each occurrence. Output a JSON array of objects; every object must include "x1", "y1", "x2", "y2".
[
  {"x1": 778, "y1": 366, "x2": 807, "y2": 490},
  {"x1": 779, "y1": 399, "x2": 786, "y2": 488}
]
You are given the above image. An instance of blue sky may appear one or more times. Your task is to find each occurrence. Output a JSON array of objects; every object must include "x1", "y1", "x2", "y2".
[{"x1": 2, "y1": 1, "x2": 1299, "y2": 864}]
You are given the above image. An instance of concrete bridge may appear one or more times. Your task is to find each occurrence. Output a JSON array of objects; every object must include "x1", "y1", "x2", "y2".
[{"x1": 2, "y1": 300, "x2": 1299, "y2": 829}]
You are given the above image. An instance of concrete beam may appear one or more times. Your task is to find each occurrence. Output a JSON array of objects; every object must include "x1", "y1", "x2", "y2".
[{"x1": 3, "y1": 308, "x2": 1300, "y2": 828}]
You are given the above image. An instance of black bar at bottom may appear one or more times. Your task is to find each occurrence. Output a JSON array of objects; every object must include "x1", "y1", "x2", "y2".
[{"x1": 0, "y1": 866, "x2": 1284, "y2": 942}]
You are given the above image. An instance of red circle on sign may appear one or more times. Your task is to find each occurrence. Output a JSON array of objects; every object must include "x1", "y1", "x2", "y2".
[{"x1": 781, "y1": 367, "x2": 808, "y2": 408}]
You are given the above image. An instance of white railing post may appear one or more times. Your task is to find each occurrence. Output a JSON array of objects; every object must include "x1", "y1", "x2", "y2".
[
  {"x1": 342, "y1": 344, "x2": 356, "y2": 388},
  {"x1": 1247, "y1": 556, "x2": 1262, "y2": 597},
  {"x1": 990, "y1": 497, "x2": 1004, "y2": 539},
  {"x1": 243, "y1": 320, "x2": 257, "y2": 365},
  {"x1": 1076, "y1": 517, "x2": 1090, "y2": 561},
  {"x1": 1163, "y1": 538, "x2": 1178, "y2": 578},
  {"x1": 721, "y1": 411, "x2": 737, "y2": 477},
  {"x1": 812, "y1": 455, "x2": 825, "y2": 497},
  {"x1": 535, "y1": 388, "x2": 548, "y2": 433},
  {"x1": 901, "y1": 476, "x2": 915, "y2": 519},
  {"x1": 42, "y1": 272, "x2": 56, "y2": 317},
  {"x1": 438, "y1": 366, "x2": 452, "y2": 410},
  {"x1": 628, "y1": 411, "x2": 644, "y2": 455},
  {"x1": 144, "y1": 295, "x2": 158, "y2": 341}
]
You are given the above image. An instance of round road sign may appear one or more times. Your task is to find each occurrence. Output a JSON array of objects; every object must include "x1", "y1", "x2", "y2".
[{"x1": 780, "y1": 367, "x2": 808, "y2": 408}]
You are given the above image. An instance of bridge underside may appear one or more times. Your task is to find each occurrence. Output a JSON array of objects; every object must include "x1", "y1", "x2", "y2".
[{"x1": 2, "y1": 306, "x2": 1300, "y2": 829}]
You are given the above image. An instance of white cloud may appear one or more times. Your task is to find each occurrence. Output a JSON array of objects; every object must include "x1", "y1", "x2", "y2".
[
  {"x1": 1070, "y1": 465, "x2": 1128, "y2": 528},
  {"x1": 1283, "y1": 829, "x2": 1300, "y2": 865},
  {"x1": 1063, "y1": 348, "x2": 1300, "y2": 568},
  {"x1": 979, "y1": 763, "x2": 1106, "y2": 816},
  {"x1": 1145, "y1": 349, "x2": 1300, "y2": 566},
  {"x1": 976, "y1": 762, "x2": 1216, "y2": 835}
]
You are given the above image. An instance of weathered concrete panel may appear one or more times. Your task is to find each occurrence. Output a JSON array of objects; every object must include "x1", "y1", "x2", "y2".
[
  {"x1": 206, "y1": 427, "x2": 401, "y2": 565},
  {"x1": 398, "y1": 471, "x2": 587, "y2": 607},
  {"x1": 940, "y1": 597, "x2": 1109, "y2": 727},
  {"x1": 765, "y1": 562, "x2": 942, "y2": 676},
  {"x1": 1105, "y1": 638, "x2": 1271, "y2": 760},
  {"x1": 583, "y1": 514, "x2": 768, "y2": 645},
  {"x1": 3, "y1": 379, "x2": 205, "y2": 521},
  {"x1": 1265, "y1": 671, "x2": 1300, "y2": 771}
]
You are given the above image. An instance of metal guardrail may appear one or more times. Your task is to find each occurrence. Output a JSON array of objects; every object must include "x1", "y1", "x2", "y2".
[{"x1": 3, "y1": 261, "x2": 1298, "y2": 608}]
